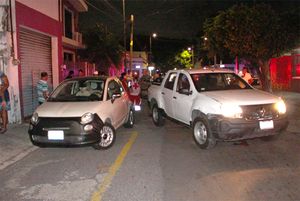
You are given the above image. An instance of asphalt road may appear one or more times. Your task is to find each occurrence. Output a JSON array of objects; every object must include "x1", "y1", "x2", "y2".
[{"x1": 0, "y1": 96, "x2": 300, "y2": 201}]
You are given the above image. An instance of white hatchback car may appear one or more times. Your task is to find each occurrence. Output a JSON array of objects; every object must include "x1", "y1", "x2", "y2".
[{"x1": 28, "y1": 76, "x2": 134, "y2": 150}]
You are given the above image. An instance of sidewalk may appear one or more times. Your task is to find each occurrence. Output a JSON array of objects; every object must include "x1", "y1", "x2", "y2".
[
  {"x1": 0, "y1": 91, "x2": 299, "y2": 171},
  {"x1": 0, "y1": 123, "x2": 37, "y2": 170}
]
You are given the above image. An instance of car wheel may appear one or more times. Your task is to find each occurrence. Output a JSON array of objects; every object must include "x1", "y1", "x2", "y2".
[
  {"x1": 124, "y1": 109, "x2": 135, "y2": 128},
  {"x1": 93, "y1": 123, "x2": 116, "y2": 150},
  {"x1": 152, "y1": 104, "x2": 165, "y2": 127},
  {"x1": 193, "y1": 117, "x2": 216, "y2": 149}
]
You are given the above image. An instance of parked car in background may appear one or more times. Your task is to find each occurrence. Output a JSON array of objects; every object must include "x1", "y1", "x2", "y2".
[
  {"x1": 148, "y1": 68, "x2": 288, "y2": 149},
  {"x1": 28, "y1": 76, "x2": 135, "y2": 150}
]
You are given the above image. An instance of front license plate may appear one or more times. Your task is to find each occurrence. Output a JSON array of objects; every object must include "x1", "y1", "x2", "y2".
[
  {"x1": 259, "y1": 120, "x2": 274, "y2": 130},
  {"x1": 48, "y1": 130, "x2": 64, "y2": 140}
]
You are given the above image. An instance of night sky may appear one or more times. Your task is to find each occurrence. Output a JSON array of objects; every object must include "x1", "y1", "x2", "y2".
[{"x1": 80, "y1": 0, "x2": 299, "y2": 40}]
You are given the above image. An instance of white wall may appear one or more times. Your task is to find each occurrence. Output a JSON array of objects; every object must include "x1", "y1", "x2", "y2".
[{"x1": 17, "y1": 0, "x2": 59, "y2": 20}]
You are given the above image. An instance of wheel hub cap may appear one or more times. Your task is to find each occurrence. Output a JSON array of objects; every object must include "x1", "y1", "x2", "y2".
[{"x1": 194, "y1": 122, "x2": 207, "y2": 145}]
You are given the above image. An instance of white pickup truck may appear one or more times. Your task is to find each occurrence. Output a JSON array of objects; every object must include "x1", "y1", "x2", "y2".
[{"x1": 148, "y1": 68, "x2": 288, "y2": 149}]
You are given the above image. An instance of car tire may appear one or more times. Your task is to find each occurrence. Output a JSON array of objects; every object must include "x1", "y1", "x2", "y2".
[
  {"x1": 93, "y1": 123, "x2": 116, "y2": 150},
  {"x1": 152, "y1": 104, "x2": 165, "y2": 127},
  {"x1": 193, "y1": 117, "x2": 216, "y2": 149},
  {"x1": 124, "y1": 109, "x2": 135, "y2": 128}
]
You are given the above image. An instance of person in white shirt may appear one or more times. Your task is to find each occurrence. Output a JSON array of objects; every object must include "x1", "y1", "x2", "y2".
[{"x1": 241, "y1": 67, "x2": 253, "y2": 85}]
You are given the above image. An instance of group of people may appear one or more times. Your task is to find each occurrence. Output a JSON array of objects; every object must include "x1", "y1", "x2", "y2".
[{"x1": 65, "y1": 69, "x2": 85, "y2": 79}]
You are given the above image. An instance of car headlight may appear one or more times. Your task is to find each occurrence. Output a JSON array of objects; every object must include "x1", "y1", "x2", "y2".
[
  {"x1": 275, "y1": 100, "x2": 286, "y2": 114},
  {"x1": 31, "y1": 112, "x2": 39, "y2": 124},
  {"x1": 221, "y1": 104, "x2": 243, "y2": 118},
  {"x1": 81, "y1": 112, "x2": 94, "y2": 124}
]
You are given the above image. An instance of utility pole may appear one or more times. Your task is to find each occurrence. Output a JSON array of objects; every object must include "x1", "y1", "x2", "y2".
[
  {"x1": 122, "y1": 0, "x2": 126, "y2": 70},
  {"x1": 191, "y1": 45, "x2": 194, "y2": 68},
  {"x1": 129, "y1": 14, "x2": 134, "y2": 71}
]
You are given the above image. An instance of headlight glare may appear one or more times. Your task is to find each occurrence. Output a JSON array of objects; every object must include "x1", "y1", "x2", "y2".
[
  {"x1": 275, "y1": 100, "x2": 286, "y2": 114},
  {"x1": 221, "y1": 104, "x2": 243, "y2": 118},
  {"x1": 31, "y1": 112, "x2": 39, "y2": 124},
  {"x1": 81, "y1": 112, "x2": 94, "y2": 124}
]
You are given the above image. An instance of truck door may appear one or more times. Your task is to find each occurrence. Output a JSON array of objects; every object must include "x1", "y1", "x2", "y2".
[
  {"x1": 173, "y1": 73, "x2": 193, "y2": 124},
  {"x1": 161, "y1": 72, "x2": 177, "y2": 117}
]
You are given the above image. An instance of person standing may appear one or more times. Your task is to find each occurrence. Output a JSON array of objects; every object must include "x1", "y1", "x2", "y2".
[
  {"x1": 241, "y1": 67, "x2": 253, "y2": 85},
  {"x1": 65, "y1": 70, "x2": 74, "y2": 79},
  {"x1": 37, "y1": 72, "x2": 49, "y2": 105},
  {"x1": 0, "y1": 70, "x2": 10, "y2": 134}
]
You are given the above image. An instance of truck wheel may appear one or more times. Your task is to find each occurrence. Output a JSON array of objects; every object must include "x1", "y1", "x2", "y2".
[
  {"x1": 152, "y1": 104, "x2": 165, "y2": 127},
  {"x1": 93, "y1": 123, "x2": 116, "y2": 150},
  {"x1": 193, "y1": 117, "x2": 216, "y2": 149}
]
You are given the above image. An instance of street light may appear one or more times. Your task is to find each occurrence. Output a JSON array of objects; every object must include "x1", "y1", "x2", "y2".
[{"x1": 149, "y1": 33, "x2": 157, "y2": 53}]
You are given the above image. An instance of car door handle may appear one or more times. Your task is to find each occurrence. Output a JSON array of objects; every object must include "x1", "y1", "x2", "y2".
[
  {"x1": 173, "y1": 96, "x2": 177, "y2": 99},
  {"x1": 161, "y1": 92, "x2": 165, "y2": 95}
]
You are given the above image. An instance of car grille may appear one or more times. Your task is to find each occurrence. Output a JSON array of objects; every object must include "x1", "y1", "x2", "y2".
[{"x1": 241, "y1": 104, "x2": 279, "y2": 120}]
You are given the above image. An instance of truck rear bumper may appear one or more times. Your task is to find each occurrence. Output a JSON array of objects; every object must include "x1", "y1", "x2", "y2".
[{"x1": 209, "y1": 115, "x2": 289, "y2": 141}]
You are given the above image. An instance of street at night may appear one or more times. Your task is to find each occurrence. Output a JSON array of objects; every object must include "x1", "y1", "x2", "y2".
[
  {"x1": 1, "y1": 0, "x2": 300, "y2": 201},
  {"x1": 0, "y1": 91, "x2": 299, "y2": 201}
]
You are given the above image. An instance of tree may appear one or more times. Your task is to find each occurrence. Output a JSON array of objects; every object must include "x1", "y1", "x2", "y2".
[
  {"x1": 203, "y1": 4, "x2": 300, "y2": 92},
  {"x1": 174, "y1": 50, "x2": 192, "y2": 69},
  {"x1": 80, "y1": 24, "x2": 124, "y2": 72}
]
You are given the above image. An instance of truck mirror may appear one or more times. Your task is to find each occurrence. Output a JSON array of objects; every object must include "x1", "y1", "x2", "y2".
[{"x1": 179, "y1": 88, "x2": 192, "y2": 95}]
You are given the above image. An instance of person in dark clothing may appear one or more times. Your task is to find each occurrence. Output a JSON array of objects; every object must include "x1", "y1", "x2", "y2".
[{"x1": 65, "y1": 70, "x2": 74, "y2": 79}]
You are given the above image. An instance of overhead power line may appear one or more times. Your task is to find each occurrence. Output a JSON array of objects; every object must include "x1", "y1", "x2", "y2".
[{"x1": 84, "y1": 0, "x2": 120, "y2": 22}]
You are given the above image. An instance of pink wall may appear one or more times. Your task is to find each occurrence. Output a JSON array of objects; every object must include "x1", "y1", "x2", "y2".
[
  {"x1": 270, "y1": 56, "x2": 292, "y2": 90},
  {"x1": 16, "y1": 1, "x2": 63, "y2": 81},
  {"x1": 16, "y1": 2, "x2": 63, "y2": 117},
  {"x1": 17, "y1": 0, "x2": 59, "y2": 20}
]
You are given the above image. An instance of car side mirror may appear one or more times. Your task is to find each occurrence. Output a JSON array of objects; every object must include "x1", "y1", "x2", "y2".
[
  {"x1": 111, "y1": 92, "x2": 121, "y2": 103},
  {"x1": 178, "y1": 88, "x2": 192, "y2": 95}
]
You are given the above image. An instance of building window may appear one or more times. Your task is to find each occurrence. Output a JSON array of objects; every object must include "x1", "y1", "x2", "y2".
[
  {"x1": 64, "y1": 8, "x2": 73, "y2": 39},
  {"x1": 64, "y1": 52, "x2": 74, "y2": 63}
]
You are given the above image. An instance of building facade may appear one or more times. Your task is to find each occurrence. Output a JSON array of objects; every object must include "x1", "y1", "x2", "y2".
[
  {"x1": 0, "y1": 0, "x2": 87, "y2": 123},
  {"x1": 270, "y1": 47, "x2": 300, "y2": 92}
]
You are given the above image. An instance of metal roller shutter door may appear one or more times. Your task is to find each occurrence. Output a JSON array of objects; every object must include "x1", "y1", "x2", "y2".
[{"x1": 19, "y1": 28, "x2": 53, "y2": 118}]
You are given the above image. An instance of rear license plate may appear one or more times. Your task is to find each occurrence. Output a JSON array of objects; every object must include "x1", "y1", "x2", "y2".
[
  {"x1": 48, "y1": 130, "x2": 64, "y2": 140},
  {"x1": 259, "y1": 120, "x2": 274, "y2": 130}
]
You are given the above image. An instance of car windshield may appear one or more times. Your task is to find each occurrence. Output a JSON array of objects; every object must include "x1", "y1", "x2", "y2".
[
  {"x1": 191, "y1": 72, "x2": 252, "y2": 92},
  {"x1": 48, "y1": 79, "x2": 105, "y2": 102}
]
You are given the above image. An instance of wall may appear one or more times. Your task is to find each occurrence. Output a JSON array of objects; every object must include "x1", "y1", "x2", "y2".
[
  {"x1": 17, "y1": 0, "x2": 59, "y2": 20},
  {"x1": 3, "y1": 1, "x2": 63, "y2": 122},
  {"x1": 15, "y1": 1, "x2": 62, "y2": 87},
  {"x1": 270, "y1": 56, "x2": 292, "y2": 90}
]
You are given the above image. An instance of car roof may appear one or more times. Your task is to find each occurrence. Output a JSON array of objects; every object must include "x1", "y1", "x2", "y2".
[{"x1": 169, "y1": 68, "x2": 235, "y2": 74}]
